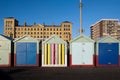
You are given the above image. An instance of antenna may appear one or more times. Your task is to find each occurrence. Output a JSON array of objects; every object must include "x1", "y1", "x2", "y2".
[{"x1": 80, "y1": 0, "x2": 83, "y2": 34}]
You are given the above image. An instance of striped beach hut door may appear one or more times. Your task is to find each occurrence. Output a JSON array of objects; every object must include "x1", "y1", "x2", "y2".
[{"x1": 44, "y1": 43, "x2": 65, "y2": 65}]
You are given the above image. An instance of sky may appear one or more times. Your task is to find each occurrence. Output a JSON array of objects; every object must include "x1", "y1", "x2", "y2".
[{"x1": 0, "y1": 0, "x2": 120, "y2": 38}]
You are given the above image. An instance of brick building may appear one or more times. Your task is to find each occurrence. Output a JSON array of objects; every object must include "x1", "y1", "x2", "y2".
[
  {"x1": 4, "y1": 17, "x2": 72, "y2": 41},
  {"x1": 91, "y1": 19, "x2": 120, "y2": 40}
]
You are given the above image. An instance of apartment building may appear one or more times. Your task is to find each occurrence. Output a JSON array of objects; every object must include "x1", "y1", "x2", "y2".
[
  {"x1": 91, "y1": 19, "x2": 120, "y2": 40},
  {"x1": 4, "y1": 17, "x2": 72, "y2": 41}
]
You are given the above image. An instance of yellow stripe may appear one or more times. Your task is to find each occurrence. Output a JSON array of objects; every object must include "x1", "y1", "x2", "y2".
[
  {"x1": 48, "y1": 44, "x2": 50, "y2": 64},
  {"x1": 59, "y1": 44, "x2": 61, "y2": 64},
  {"x1": 62, "y1": 44, "x2": 65, "y2": 65},
  {"x1": 44, "y1": 44, "x2": 47, "y2": 65}
]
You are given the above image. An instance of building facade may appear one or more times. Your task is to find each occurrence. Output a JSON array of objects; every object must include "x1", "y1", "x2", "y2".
[
  {"x1": 91, "y1": 19, "x2": 120, "y2": 40},
  {"x1": 4, "y1": 17, "x2": 72, "y2": 41}
]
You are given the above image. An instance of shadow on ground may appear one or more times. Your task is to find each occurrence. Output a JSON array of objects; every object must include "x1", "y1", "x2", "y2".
[
  {"x1": 1, "y1": 67, "x2": 120, "y2": 80},
  {"x1": 0, "y1": 70, "x2": 13, "y2": 80}
]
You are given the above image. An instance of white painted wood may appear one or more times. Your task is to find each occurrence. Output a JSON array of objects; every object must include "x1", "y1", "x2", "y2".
[
  {"x1": 82, "y1": 43, "x2": 93, "y2": 64},
  {"x1": 0, "y1": 39, "x2": 11, "y2": 65},
  {"x1": 0, "y1": 51, "x2": 9, "y2": 64},
  {"x1": 0, "y1": 41, "x2": 9, "y2": 50},
  {"x1": 72, "y1": 42, "x2": 82, "y2": 64},
  {"x1": 72, "y1": 42, "x2": 94, "y2": 65}
]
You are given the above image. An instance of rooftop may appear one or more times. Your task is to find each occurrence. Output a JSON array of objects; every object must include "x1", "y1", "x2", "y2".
[
  {"x1": 91, "y1": 19, "x2": 119, "y2": 26},
  {"x1": 62, "y1": 21, "x2": 72, "y2": 23}
]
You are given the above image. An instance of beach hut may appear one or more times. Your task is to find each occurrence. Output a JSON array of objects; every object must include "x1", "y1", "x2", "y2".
[
  {"x1": 96, "y1": 36, "x2": 120, "y2": 66},
  {"x1": 14, "y1": 35, "x2": 39, "y2": 66},
  {"x1": 0, "y1": 35, "x2": 13, "y2": 67},
  {"x1": 42, "y1": 35, "x2": 67, "y2": 67},
  {"x1": 70, "y1": 34, "x2": 95, "y2": 66}
]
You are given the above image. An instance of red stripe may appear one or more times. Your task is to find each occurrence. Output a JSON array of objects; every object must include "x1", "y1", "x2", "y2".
[
  {"x1": 69, "y1": 54, "x2": 72, "y2": 66},
  {"x1": 96, "y1": 55, "x2": 98, "y2": 66}
]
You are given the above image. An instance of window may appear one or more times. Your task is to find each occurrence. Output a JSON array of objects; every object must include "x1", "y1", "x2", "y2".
[
  {"x1": 37, "y1": 28, "x2": 39, "y2": 31},
  {"x1": 64, "y1": 24, "x2": 70, "y2": 27},
  {"x1": 64, "y1": 25, "x2": 66, "y2": 27}
]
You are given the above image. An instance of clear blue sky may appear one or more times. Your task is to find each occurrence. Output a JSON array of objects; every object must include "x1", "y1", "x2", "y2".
[{"x1": 0, "y1": 0, "x2": 120, "y2": 38}]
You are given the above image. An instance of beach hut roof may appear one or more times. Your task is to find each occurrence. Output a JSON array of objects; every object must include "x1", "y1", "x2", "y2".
[
  {"x1": 43, "y1": 34, "x2": 66, "y2": 44},
  {"x1": 70, "y1": 34, "x2": 94, "y2": 43},
  {"x1": 96, "y1": 35, "x2": 119, "y2": 43}
]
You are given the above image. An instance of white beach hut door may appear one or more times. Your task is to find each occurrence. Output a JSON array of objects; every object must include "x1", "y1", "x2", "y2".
[
  {"x1": 72, "y1": 42, "x2": 93, "y2": 65},
  {"x1": 82, "y1": 43, "x2": 93, "y2": 65},
  {"x1": 0, "y1": 41, "x2": 9, "y2": 64},
  {"x1": 72, "y1": 43, "x2": 82, "y2": 65}
]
